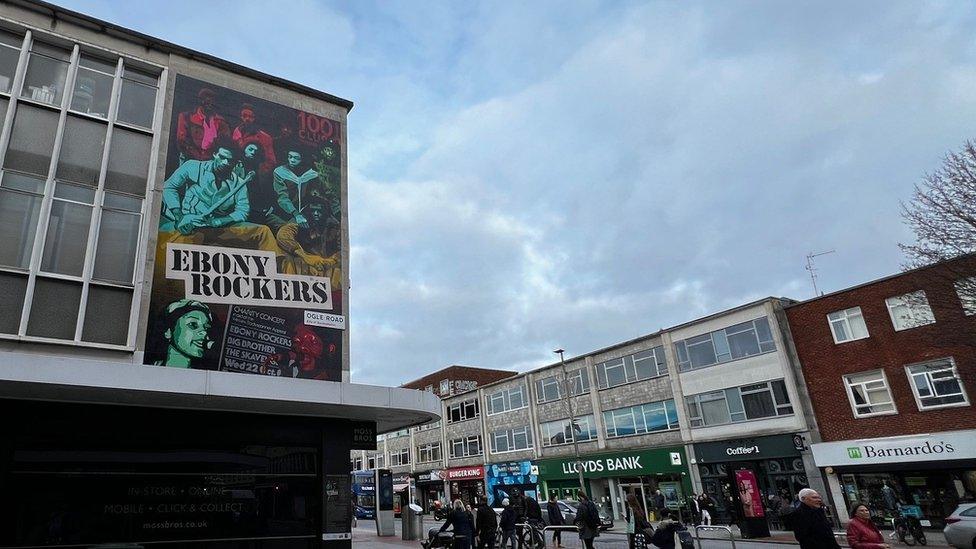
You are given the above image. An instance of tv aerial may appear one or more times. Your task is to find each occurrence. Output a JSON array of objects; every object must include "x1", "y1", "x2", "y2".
[{"x1": 805, "y1": 250, "x2": 835, "y2": 296}]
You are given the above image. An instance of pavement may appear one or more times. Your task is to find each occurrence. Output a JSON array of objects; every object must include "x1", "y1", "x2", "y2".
[{"x1": 352, "y1": 517, "x2": 955, "y2": 548}]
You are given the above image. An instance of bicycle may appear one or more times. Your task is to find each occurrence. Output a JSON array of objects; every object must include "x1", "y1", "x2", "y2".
[{"x1": 890, "y1": 512, "x2": 927, "y2": 546}]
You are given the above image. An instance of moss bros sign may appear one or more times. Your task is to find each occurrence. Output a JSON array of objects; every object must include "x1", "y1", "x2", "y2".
[
  {"x1": 811, "y1": 430, "x2": 976, "y2": 467},
  {"x1": 536, "y1": 447, "x2": 687, "y2": 480}
]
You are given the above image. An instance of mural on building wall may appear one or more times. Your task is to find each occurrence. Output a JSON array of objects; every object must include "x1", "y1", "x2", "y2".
[{"x1": 144, "y1": 75, "x2": 343, "y2": 380}]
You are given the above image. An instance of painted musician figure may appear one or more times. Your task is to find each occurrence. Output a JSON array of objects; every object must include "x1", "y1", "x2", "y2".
[
  {"x1": 264, "y1": 325, "x2": 324, "y2": 378},
  {"x1": 159, "y1": 141, "x2": 281, "y2": 256},
  {"x1": 276, "y1": 199, "x2": 341, "y2": 289},
  {"x1": 154, "y1": 299, "x2": 215, "y2": 368}
]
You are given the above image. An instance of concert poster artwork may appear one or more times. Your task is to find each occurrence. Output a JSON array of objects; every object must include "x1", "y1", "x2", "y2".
[{"x1": 143, "y1": 74, "x2": 344, "y2": 381}]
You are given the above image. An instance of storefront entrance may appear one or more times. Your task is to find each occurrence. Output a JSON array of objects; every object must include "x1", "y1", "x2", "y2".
[
  {"x1": 695, "y1": 434, "x2": 809, "y2": 530},
  {"x1": 445, "y1": 466, "x2": 486, "y2": 506},
  {"x1": 812, "y1": 429, "x2": 976, "y2": 527}
]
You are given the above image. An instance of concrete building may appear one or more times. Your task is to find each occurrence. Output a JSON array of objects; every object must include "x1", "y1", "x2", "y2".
[
  {"x1": 0, "y1": 2, "x2": 439, "y2": 548},
  {"x1": 785, "y1": 255, "x2": 976, "y2": 526},
  {"x1": 358, "y1": 298, "x2": 822, "y2": 527}
]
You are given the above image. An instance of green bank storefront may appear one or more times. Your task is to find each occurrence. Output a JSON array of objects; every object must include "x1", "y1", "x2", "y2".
[{"x1": 536, "y1": 447, "x2": 692, "y2": 522}]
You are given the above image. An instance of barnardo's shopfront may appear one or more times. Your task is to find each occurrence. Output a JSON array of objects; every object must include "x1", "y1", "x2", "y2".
[
  {"x1": 694, "y1": 434, "x2": 810, "y2": 527},
  {"x1": 812, "y1": 430, "x2": 976, "y2": 527},
  {"x1": 536, "y1": 447, "x2": 691, "y2": 521},
  {"x1": 486, "y1": 461, "x2": 539, "y2": 505}
]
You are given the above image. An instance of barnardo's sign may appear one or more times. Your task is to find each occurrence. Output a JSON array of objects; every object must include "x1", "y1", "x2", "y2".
[
  {"x1": 536, "y1": 447, "x2": 687, "y2": 480},
  {"x1": 811, "y1": 430, "x2": 976, "y2": 467}
]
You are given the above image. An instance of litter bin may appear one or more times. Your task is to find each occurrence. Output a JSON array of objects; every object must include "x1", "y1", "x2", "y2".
[{"x1": 402, "y1": 503, "x2": 424, "y2": 540}]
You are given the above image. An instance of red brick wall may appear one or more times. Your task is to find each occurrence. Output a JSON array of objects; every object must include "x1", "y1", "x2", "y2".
[
  {"x1": 400, "y1": 365, "x2": 517, "y2": 398},
  {"x1": 785, "y1": 256, "x2": 976, "y2": 442}
]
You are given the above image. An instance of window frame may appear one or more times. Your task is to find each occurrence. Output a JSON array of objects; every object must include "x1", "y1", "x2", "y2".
[
  {"x1": 954, "y1": 277, "x2": 976, "y2": 316},
  {"x1": 535, "y1": 375, "x2": 562, "y2": 404},
  {"x1": 389, "y1": 448, "x2": 410, "y2": 467},
  {"x1": 885, "y1": 291, "x2": 936, "y2": 332},
  {"x1": 449, "y1": 435, "x2": 482, "y2": 459},
  {"x1": 674, "y1": 317, "x2": 776, "y2": 372},
  {"x1": 0, "y1": 26, "x2": 165, "y2": 351},
  {"x1": 485, "y1": 385, "x2": 528, "y2": 416},
  {"x1": 843, "y1": 369, "x2": 897, "y2": 418},
  {"x1": 489, "y1": 426, "x2": 533, "y2": 454},
  {"x1": 416, "y1": 442, "x2": 441, "y2": 464},
  {"x1": 905, "y1": 358, "x2": 970, "y2": 411},
  {"x1": 446, "y1": 397, "x2": 480, "y2": 424},
  {"x1": 602, "y1": 399, "x2": 679, "y2": 439},
  {"x1": 596, "y1": 345, "x2": 669, "y2": 390},
  {"x1": 539, "y1": 415, "x2": 597, "y2": 447},
  {"x1": 827, "y1": 306, "x2": 870, "y2": 344},
  {"x1": 685, "y1": 379, "x2": 794, "y2": 428}
]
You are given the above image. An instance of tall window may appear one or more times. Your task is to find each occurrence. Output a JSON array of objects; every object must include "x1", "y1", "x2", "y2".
[
  {"x1": 417, "y1": 442, "x2": 441, "y2": 463},
  {"x1": 885, "y1": 291, "x2": 936, "y2": 331},
  {"x1": 485, "y1": 385, "x2": 527, "y2": 415},
  {"x1": 540, "y1": 415, "x2": 597, "y2": 447},
  {"x1": 674, "y1": 318, "x2": 776, "y2": 371},
  {"x1": 0, "y1": 28, "x2": 160, "y2": 347},
  {"x1": 843, "y1": 370, "x2": 896, "y2": 417},
  {"x1": 596, "y1": 346, "x2": 668, "y2": 389},
  {"x1": 390, "y1": 448, "x2": 410, "y2": 467},
  {"x1": 685, "y1": 379, "x2": 793, "y2": 427},
  {"x1": 449, "y1": 436, "x2": 482, "y2": 458},
  {"x1": 828, "y1": 307, "x2": 869, "y2": 343},
  {"x1": 906, "y1": 359, "x2": 968, "y2": 409},
  {"x1": 536, "y1": 375, "x2": 561, "y2": 403},
  {"x1": 447, "y1": 398, "x2": 479, "y2": 423},
  {"x1": 490, "y1": 426, "x2": 533, "y2": 453},
  {"x1": 602, "y1": 400, "x2": 679, "y2": 438}
]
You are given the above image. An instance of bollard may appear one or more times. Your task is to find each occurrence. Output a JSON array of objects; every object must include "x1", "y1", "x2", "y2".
[{"x1": 694, "y1": 524, "x2": 735, "y2": 549}]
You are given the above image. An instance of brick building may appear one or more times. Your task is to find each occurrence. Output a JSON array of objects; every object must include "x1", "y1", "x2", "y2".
[
  {"x1": 785, "y1": 255, "x2": 976, "y2": 525},
  {"x1": 400, "y1": 364, "x2": 518, "y2": 398}
]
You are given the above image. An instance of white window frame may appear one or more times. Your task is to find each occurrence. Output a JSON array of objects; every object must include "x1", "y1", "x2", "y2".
[
  {"x1": 417, "y1": 442, "x2": 441, "y2": 463},
  {"x1": 885, "y1": 291, "x2": 936, "y2": 332},
  {"x1": 602, "y1": 399, "x2": 679, "y2": 438},
  {"x1": 390, "y1": 448, "x2": 410, "y2": 467},
  {"x1": 827, "y1": 306, "x2": 870, "y2": 344},
  {"x1": 674, "y1": 317, "x2": 776, "y2": 372},
  {"x1": 0, "y1": 25, "x2": 165, "y2": 351},
  {"x1": 843, "y1": 369, "x2": 897, "y2": 418},
  {"x1": 446, "y1": 397, "x2": 479, "y2": 424},
  {"x1": 567, "y1": 368, "x2": 590, "y2": 395},
  {"x1": 490, "y1": 426, "x2": 533, "y2": 454},
  {"x1": 485, "y1": 385, "x2": 527, "y2": 415},
  {"x1": 540, "y1": 415, "x2": 597, "y2": 447},
  {"x1": 439, "y1": 379, "x2": 450, "y2": 395},
  {"x1": 449, "y1": 435, "x2": 482, "y2": 458},
  {"x1": 536, "y1": 375, "x2": 562, "y2": 403},
  {"x1": 905, "y1": 358, "x2": 970, "y2": 411},
  {"x1": 954, "y1": 277, "x2": 976, "y2": 316}
]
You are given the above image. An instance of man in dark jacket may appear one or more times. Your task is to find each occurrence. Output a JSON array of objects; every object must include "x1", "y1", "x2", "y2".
[
  {"x1": 500, "y1": 498, "x2": 518, "y2": 549},
  {"x1": 526, "y1": 495, "x2": 543, "y2": 522},
  {"x1": 791, "y1": 489, "x2": 840, "y2": 549},
  {"x1": 440, "y1": 499, "x2": 476, "y2": 549},
  {"x1": 546, "y1": 496, "x2": 565, "y2": 547},
  {"x1": 476, "y1": 500, "x2": 498, "y2": 549}
]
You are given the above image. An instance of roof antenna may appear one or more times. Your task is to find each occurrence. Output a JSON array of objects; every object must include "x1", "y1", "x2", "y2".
[{"x1": 805, "y1": 250, "x2": 835, "y2": 296}]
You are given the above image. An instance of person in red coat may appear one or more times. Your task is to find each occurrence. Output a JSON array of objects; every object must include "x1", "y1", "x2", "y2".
[{"x1": 846, "y1": 503, "x2": 890, "y2": 549}]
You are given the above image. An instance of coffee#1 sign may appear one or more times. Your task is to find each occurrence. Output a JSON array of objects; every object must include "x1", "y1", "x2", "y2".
[{"x1": 144, "y1": 75, "x2": 343, "y2": 380}]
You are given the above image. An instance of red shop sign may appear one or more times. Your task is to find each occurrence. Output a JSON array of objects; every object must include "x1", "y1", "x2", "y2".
[{"x1": 446, "y1": 466, "x2": 484, "y2": 480}]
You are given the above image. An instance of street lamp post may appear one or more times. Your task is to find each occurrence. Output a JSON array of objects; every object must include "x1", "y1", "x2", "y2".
[{"x1": 554, "y1": 348, "x2": 586, "y2": 497}]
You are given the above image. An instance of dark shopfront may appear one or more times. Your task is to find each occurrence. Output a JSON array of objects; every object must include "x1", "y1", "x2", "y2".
[
  {"x1": 0, "y1": 399, "x2": 360, "y2": 549},
  {"x1": 414, "y1": 470, "x2": 445, "y2": 511},
  {"x1": 695, "y1": 434, "x2": 808, "y2": 533}
]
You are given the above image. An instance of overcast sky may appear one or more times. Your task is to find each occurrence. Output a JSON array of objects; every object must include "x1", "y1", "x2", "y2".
[{"x1": 59, "y1": 0, "x2": 976, "y2": 384}]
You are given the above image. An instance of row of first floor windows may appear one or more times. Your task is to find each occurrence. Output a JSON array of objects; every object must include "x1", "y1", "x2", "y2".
[{"x1": 842, "y1": 357, "x2": 969, "y2": 417}]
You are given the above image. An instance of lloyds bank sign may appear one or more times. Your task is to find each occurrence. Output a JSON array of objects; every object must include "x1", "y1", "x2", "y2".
[{"x1": 536, "y1": 447, "x2": 687, "y2": 480}]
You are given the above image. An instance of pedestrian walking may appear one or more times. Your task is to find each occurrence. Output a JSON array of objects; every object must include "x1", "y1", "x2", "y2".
[
  {"x1": 574, "y1": 491, "x2": 600, "y2": 549},
  {"x1": 625, "y1": 493, "x2": 652, "y2": 549},
  {"x1": 791, "y1": 489, "x2": 840, "y2": 549},
  {"x1": 697, "y1": 494, "x2": 714, "y2": 526},
  {"x1": 652, "y1": 490, "x2": 666, "y2": 521},
  {"x1": 648, "y1": 509, "x2": 680, "y2": 549},
  {"x1": 546, "y1": 495, "x2": 564, "y2": 547},
  {"x1": 846, "y1": 502, "x2": 890, "y2": 549}
]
